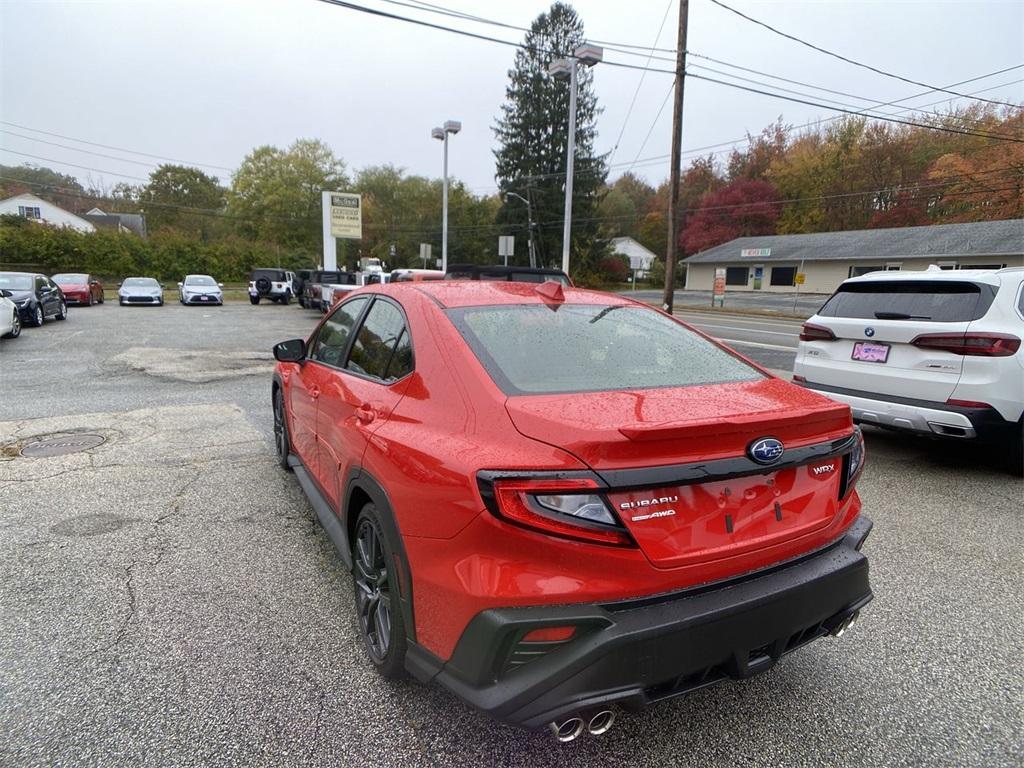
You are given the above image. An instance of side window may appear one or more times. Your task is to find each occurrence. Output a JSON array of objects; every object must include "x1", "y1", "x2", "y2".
[
  {"x1": 346, "y1": 300, "x2": 413, "y2": 382},
  {"x1": 309, "y1": 297, "x2": 368, "y2": 368},
  {"x1": 35, "y1": 276, "x2": 45, "y2": 292},
  {"x1": 1017, "y1": 282, "x2": 1024, "y2": 317}
]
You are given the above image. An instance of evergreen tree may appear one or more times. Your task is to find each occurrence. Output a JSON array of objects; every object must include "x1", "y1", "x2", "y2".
[{"x1": 493, "y1": 2, "x2": 606, "y2": 275}]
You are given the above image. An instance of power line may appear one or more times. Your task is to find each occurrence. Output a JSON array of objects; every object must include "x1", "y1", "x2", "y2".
[
  {"x1": 607, "y1": 0, "x2": 675, "y2": 165},
  {"x1": 0, "y1": 129, "x2": 181, "y2": 171},
  {"x1": 315, "y1": 0, "x2": 1023, "y2": 144},
  {"x1": 707, "y1": 0, "x2": 1020, "y2": 109},
  {"x1": 0, "y1": 148, "x2": 152, "y2": 182},
  {"x1": 0, "y1": 120, "x2": 233, "y2": 172}
]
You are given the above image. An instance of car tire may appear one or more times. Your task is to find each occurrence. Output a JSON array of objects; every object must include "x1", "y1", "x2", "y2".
[
  {"x1": 98, "y1": 293, "x2": 104, "y2": 304},
  {"x1": 352, "y1": 505, "x2": 408, "y2": 680},
  {"x1": 157, "y1": 300, "x2": 164, "y2": 307},
  {"x1": 250, "y1": 296, "x2": 260, "y2": 305},
  {"x1": 2, "y1": 310, "x2": 19, "y2": 339},
  {"x1": 273, "y1": 388, "x2": 292, "y2": 471},
  {"x1": 282, "y1": 291, "x2": 291, "y2": 306},
  {"x1": 88, "y1": 293, "x2": 95, "y2": 307},
  {"x1": 1008, "y1": 420, "x2": 1024, "y2": 477},
  {"x1": 55, "y1": 301, "x2": 67, "y2": 321},
  {"x1": 31, "y1": 304, "x2": 44, "y2": 326}
]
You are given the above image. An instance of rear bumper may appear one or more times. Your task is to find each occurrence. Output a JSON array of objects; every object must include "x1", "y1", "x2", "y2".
[
  {"x1": 800, "y1": 381, "x2": 1015, "y2": 441},
  {"x1": 408, "y1": 516, "x2": 873, "y2": 729}
]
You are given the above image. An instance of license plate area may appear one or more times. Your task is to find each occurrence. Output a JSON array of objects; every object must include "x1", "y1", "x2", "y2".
[
  {"x1": 851, "y1": 341, "x2": 890, "y2": 363},
  {"x1": 608, "y1": 464, "x2": 843, "y2": 567}
]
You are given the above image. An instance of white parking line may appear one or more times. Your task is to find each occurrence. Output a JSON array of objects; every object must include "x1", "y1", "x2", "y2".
[
  {"x1": 690, "y1": 322, "x2": 798, "y2": 338},
  {"x1": 718, "y1": 337, "x2": 799, "y2": 351}
]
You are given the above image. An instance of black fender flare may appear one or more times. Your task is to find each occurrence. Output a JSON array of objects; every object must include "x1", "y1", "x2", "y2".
[{"x1": 344, "y1": 468, "x2": 417, "y2": 643}]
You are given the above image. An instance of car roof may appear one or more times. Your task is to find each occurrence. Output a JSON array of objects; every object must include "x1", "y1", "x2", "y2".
[
  {"x1": 843, "y1": 265, "x2": 1003, "y2": 286},
  {"x1": 384, "y1": 280, "x2": 636, "y2": 309},
  {"x1": 0, "y1": 271, "x2": 36, "y2": 277}
]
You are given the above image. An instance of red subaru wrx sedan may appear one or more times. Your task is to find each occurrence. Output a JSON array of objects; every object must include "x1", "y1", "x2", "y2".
[{"x1": 271, "y1": 281, "x2": 872, "y2": 739}]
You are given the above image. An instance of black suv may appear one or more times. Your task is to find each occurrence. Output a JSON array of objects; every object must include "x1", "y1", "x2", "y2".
[{"x1": 444, "y1": 264, "x2": 572, "y2": 286}]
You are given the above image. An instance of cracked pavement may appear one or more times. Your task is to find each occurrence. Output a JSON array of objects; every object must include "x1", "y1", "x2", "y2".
[{"x1": 1, "y1": 301, "x2": 1022, "y2": 767}]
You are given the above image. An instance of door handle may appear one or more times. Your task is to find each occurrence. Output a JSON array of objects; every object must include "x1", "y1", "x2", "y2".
[
  {"x1": 308, "y1": 385, "x2": 320, "y2": 399},
  {"x1": 355, "y1": 404, "x2": 376, "y2": 424}
]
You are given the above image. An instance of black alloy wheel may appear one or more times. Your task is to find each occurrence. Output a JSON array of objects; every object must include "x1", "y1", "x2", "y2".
[
  {"x1": 273, "y1": 388, "x2": 292, "y2": 471},
  {"x1": 353, "y1": 506, "x2": 407, "y2": 678}
]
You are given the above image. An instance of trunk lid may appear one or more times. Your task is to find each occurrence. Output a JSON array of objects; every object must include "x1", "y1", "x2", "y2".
[{"x1": 504, "y1": 378, "x2": 854, "y2": 568}]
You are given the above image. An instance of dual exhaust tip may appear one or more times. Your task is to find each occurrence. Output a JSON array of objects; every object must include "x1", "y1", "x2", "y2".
[
  {"x1": 549, "y1": 709, "x2": 616, "y2": 742},
  {"x1": 831, "y1": 609, "x2": 860, "y2": 638}
]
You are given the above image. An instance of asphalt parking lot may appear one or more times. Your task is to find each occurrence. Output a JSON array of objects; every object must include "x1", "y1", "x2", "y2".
[{"x1": 1, "y1": 301, "x2": 1022, "y2": 767}]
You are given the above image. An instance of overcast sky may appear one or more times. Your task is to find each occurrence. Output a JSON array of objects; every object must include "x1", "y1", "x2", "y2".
[{"x1": 1, "y1": 0, "x2": 1021, "y2": 196}]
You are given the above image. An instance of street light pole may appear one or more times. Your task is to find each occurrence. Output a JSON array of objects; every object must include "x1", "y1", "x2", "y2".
[
  {"x1": 432, "y1": 120, "x2": 461, "y2": 272},
  {"x1": 549, "y1": 43, "x2": 602, "y2": 277}
]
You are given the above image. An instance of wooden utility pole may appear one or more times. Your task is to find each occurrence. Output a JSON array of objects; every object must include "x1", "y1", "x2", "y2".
[{"x1": 662, "y1": 0, "x2": 690, "y2": 313}]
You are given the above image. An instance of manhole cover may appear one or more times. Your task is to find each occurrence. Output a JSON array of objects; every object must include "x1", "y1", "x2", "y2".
[{"x1": 21, "y1": 434, "x2": 106, "y2": 458}]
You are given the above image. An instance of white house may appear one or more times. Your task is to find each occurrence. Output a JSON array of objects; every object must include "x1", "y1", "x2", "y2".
[
  {"x1": 0, "y1": 193, "x2": 96, "y2": 233},
  {"x1": 610, "y1": 236, "x2": 658, "y2": 277}
]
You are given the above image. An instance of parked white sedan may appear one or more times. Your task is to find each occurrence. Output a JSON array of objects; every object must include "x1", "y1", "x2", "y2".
[
  {"x1": 794, "y1": 265, "x2": 1024, "y2": 473},
  {"x1": 0, "y1": 290, "x2": 21, "y2": 339}
]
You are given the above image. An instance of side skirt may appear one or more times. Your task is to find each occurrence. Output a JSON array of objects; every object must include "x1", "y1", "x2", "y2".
[{"x1": 289, "y1": 454, "x2": 353, "y2": 569}]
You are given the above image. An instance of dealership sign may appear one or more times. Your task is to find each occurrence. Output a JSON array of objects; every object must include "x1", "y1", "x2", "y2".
[
  {"x1": 327, "y1": 192, "x2": 362, "y2": 239},
  {"x1": 740, "y1": 247, "x2": 771, "y2": 258}
]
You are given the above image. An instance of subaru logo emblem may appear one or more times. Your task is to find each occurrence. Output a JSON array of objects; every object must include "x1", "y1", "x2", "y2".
[
  {"x1": 748, "y1": 437, "x2": 784, "y2": 465},
  {"x1": 864, "y1": 327, "x2": 875, "y2": 337}
]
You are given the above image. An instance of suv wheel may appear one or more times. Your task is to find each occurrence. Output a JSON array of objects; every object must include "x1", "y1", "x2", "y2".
[
  {"x1": 250, "y1": 296, "x2": 260, "y2": 305},
  {"x1": 353, "y1": 505, "x2": 407, "y2": 679},
  {"x1": 1009, "y1": 420, "x2": 1024, "y2": 477},
  {"x1": 282, "y1": 291, "x2": 291, "y2": 306}
]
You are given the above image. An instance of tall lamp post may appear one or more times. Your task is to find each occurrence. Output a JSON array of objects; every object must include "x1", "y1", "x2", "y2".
[
  {"x1": 505, "y1": 190, "x2": 537, "y2": 268},
  {"x1": 548, "y1": 43, "x2": 602, "y2": 276},
  {"x1": 431, "y1": 120, "x2": 461, "y2": 272}
]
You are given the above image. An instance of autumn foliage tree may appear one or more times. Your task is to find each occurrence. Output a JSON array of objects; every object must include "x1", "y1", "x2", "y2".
[{"x1": 682, "y1": 179, "x2": 781, "y2": 255}]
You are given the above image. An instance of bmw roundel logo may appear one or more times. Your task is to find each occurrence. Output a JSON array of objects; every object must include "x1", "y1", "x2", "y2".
[
  {"x1": 864, "y1": 327, "x2": 875, "y2": 337},
  {"x1": 748, "y1": 437, "x2": 784, "y2": 465}
]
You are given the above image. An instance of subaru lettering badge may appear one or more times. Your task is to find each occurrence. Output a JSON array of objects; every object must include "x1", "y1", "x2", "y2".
[
  {"x1": 748, "y1": 437, "x2": 784, "y2": 465},
  {"x1": 864, "y1": 327, "x2": 875, "y2": 337}
]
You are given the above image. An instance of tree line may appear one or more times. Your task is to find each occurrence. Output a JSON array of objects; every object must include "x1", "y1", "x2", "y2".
[{"x1": 1, "y1": 1, "x2": 1020, "y2": 285}]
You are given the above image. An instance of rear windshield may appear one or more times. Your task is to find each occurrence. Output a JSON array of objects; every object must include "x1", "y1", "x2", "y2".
[
  {"x1": 0, "y1": 274, "x2": 33, "y2": 290},
  {"x1": 447, "y1": 304, "x2": 762, "y2": 395},
  {"x1": 252, "y1": 269, "x2": 285, "y2": 281},
  {"x1": 818, "y1": 280, "x2": 996, "y2": 322}
]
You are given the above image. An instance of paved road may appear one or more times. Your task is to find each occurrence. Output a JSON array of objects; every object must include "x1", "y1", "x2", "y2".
[
  {"x1": 623, "y1": 289, "x2": 829, "y2": 316},
  {"x1": 676, "y1": 309, "x2": 802, "y2": 373},
  {"x1": 1, "y1": 302, "x2": 1022, "y2": 767}
]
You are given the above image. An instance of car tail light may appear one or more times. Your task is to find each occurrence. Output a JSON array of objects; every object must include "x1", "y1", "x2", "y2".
[
  {"x1": 838, "y1": 428, "x2": 866, "y2": 500},
  {"x1": 480, "y1": 475, "x2": 634, "y2": 547},
  {"x1": 792, "y1": 374, "x2": 807, "y2": 383},
  {"x1": 946, "y1": 399, "x2": 993, "y2": 409},
  {"x1": 799, "y1": 323, "x2": 836, "y2": 342},
  {"x1": 912, "y1": 332, "x2": 1020, "y2": 357}
]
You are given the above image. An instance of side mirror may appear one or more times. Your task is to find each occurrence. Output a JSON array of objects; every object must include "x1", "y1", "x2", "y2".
[
  {"x1": 177, "y1": 282, "x2": 183, "y2": 287},
  {"x1": 0, "y1": 289, "x2": 11, "y2": 298},
  {"x1": 218, "y1": 283, "x2": 224, "y2": 288},
  {"x1": 273, "y1": 339, "x2": 306, "y2": 363}
]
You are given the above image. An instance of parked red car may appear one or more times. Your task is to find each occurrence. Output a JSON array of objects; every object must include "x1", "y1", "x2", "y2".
[
  {"x1": 51, "y1": 273, "x2": 104, "y2": 306},
  {"x1": 271, "y1": 281, "x2": 872, "y2": 739}
]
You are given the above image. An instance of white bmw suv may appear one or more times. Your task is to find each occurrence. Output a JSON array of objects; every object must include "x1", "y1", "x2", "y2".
[{"x1": 794, "y1": 266, "x2": 1024, "y2": 473}]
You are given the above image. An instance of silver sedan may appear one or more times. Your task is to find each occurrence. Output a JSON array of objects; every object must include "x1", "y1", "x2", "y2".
[{"x1": 118, "y1": 277, "x2": 164, "y2": 306}]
